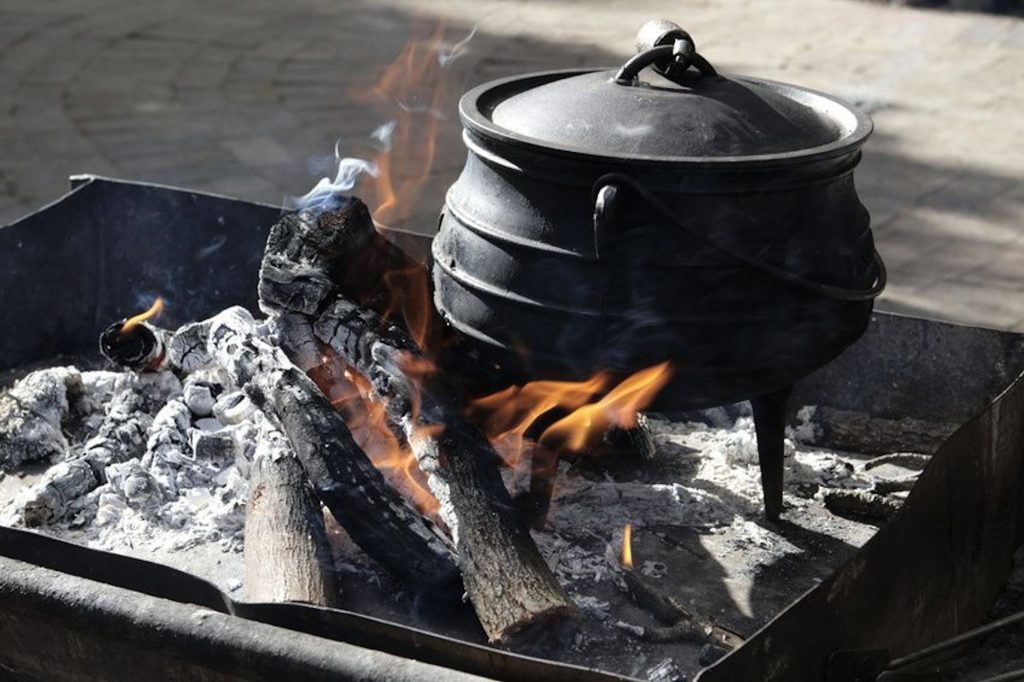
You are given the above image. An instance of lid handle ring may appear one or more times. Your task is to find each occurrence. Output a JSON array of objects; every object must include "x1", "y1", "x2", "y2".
[{"x1": 614, "y1": 22, "x2": 717, "y2": 86}]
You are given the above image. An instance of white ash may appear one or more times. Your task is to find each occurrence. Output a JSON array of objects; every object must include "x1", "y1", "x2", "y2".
[
  {"x1": 0, "y1": 367, "x2": 82, "y2": 470},
  {"x1": 534, "y1": 412, "x2": 875, "y2": 590},
  {"x1": 166, "y1": 319, "x2": 213, "y2": 373},
  {"x1": 0, "y1": 363, "x2": 256, "y2": 591},
  {"x1": 212, "y1": 390, "x2": 258, "y2": 425}
]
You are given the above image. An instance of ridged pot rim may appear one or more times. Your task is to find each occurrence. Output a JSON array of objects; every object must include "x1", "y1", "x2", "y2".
[{"x1": 460, "y1": 68, "x2": 874, "y2": 170}]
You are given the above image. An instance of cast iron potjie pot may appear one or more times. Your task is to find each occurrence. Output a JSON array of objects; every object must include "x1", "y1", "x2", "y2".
[{"x1": 433, "y1": 20, "x2": 886, "y2": 411}]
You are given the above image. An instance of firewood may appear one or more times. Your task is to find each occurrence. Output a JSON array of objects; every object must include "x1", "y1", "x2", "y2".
[
  {"x1": 256, "y1": 202, "x2": 575, "y2": 641},
  {"x1": 0, "y1": 367, "x2": 82, "y2": 471},
  {"x1": 258, "y1": 200, "x2": 425, "y2": 319},
  {"x1": 204, "y1": 307, "x2": 460, "y2": 593},
  {"x1": 245, "y1": 424, "x2": 339, "y2": 607},
  {"x1": 311, "y1": 298, "x2": 577, "y2": 643},
  {"x1": 99, "y1": 321, "x2": 170, "y2": 372}
]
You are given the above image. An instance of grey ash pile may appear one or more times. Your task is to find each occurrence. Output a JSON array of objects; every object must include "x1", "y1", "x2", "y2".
[{"x1": 0, "y1": 361, "x2": 253, "y2": 559}]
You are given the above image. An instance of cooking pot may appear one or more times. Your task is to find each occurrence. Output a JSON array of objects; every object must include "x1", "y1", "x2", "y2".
[{"x1": 432, "y1": 20, "x2": 886, "y2": 412}]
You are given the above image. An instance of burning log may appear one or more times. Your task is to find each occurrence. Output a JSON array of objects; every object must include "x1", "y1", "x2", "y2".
[
  {"x1": 205, "y1": 307, "x2": 460, "y2": 593},
  {"x1": 258, "y1": 200, "x2": 575, "y2": 640},
  {"x1": 99, "y1": 298, "x2": 169, "y2": 372},
  {"x1": 312, "y1": 297, "x2": 577, "y2": 643},
  {"x1": 258, "y1": 200, "x2": 427, "y2": 319},
  {"x1": 0, "y1": 367, "x2": 82, "y2": 471},
  {"x1": 245, "y1": 424, "x2": 339, "y2": 607}
]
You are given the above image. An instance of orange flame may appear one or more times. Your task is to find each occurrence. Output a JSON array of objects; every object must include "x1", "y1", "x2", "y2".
[
  {"x1": 622, "y1": 523, "x2": 634, "y2": 569},
  {"x1": 348, "y1": 21, "x2": 464, "y2": 353},
  {"x1": 308, "y1": 347, "x2": 440, "y2": 517},
  {"x1": 354, "y1": 21, "x2": 452, "y2": 230},
  {"x1": 466, "y1": 362, "x2": 673, "y2": 467},
  {"x1": 121, "y1": 297, "x2": 164, "y2": 334},
  {"x1": 383, "y1": 265, "x2": 434, "y2": 351}
]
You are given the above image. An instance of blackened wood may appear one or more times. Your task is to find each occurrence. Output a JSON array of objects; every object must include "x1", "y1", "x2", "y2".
[
  {"x1": 593, "y1": 416, "x2": 657, "y2": 462},
  {"x1": 258, "y1": 200, "x2": 426, "y2": 319},
  {"x1": 312, "y1": 297, "x2": 575, "y2": 643},
  {"x1": 99, "y1": 321, "x2": 169, "y2": 372},
  {"x1": 205, "y1": 307, "x2": 459, "y2": 593},
  {"x1": 245, "y1": 427, "x2": 339, "y2": 607}
]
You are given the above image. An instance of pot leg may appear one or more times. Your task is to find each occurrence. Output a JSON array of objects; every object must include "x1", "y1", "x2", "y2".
[{"x1": 750, "y1": 385, "x2": 793, "y2": 522}]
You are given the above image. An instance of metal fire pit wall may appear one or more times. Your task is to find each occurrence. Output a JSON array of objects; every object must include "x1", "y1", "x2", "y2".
[{"x1": 0, "y1": 177, "x2": 1022, "y2": 681}]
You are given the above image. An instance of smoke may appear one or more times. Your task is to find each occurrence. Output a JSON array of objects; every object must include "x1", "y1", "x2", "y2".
[{"x1": 286, "y1": 140, "x2": 379, "y2": 215}]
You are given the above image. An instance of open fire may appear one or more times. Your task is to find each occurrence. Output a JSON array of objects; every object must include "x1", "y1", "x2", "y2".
[{"x1": 3, "y1": 17, "x2": 972, "y2": 682}]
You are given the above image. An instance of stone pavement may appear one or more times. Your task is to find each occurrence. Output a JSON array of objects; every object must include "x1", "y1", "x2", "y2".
[{"x1": 0, "y1": 0, "x2": 1021, "y2": 331}]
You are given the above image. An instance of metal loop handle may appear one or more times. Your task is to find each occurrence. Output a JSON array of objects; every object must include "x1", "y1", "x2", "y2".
[
  {"x1": 613, "y1": 39, "x2": 718, "y2": 86},
  {"x1": 591, "y1": 173, "x2": 887, "y2": 302}
]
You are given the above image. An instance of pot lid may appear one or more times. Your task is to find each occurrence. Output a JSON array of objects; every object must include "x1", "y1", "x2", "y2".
[{"x1": 466, "y1": 21, "x2": 870, "y2": 163}]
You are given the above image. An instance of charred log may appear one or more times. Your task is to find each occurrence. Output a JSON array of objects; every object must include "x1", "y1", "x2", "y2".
[
  {"x1": 258, "y1": 200, "x2": 427, "y2": 319},
  {"x1": 205, "y1": 307, "x2": 459, "y2": 593},
  {"x1": 312, "y1": 297, "x2": 576, "y2": 643},
  {"x1": 99, "y1": 321, "x2": 169, "y2": 372},
  {"x1": 245, "y1": 425, "x2": 339, "y2": 607}
]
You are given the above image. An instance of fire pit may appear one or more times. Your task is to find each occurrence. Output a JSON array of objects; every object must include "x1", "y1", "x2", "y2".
[{"x1": 1, "y1": 176, "x2": 1022, "y2": 681}]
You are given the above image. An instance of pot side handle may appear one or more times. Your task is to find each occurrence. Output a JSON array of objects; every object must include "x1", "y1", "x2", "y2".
[
  {"x1": 592, "y1": 183, "x2": 619, "y2": 258},
  {"x1": 591, "y1": 173, "x2": 887, "y2": 302}
]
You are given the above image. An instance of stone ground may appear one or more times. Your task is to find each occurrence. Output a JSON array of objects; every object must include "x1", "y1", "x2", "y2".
[{"x1": 0, "y1": 0, "x2": 1021, "y2": 331}]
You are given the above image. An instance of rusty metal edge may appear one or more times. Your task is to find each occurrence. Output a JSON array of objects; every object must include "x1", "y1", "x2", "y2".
[{"x1": 696, "y1": 358, "x2": 1024, "y2": 681}]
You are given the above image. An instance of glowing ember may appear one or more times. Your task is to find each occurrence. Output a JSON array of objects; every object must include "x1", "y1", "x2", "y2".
[
  {"x1": 622, "y1": 522, "x2": 634, "y2": 569},
  {"x1": 466, "y1": 362, "x2": 673, "y2": 467},
  {"x1": 121, "y1": 297, "x2": 164, "y2": 334}
]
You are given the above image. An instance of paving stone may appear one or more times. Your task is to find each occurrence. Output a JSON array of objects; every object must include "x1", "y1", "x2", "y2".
[{"x1": 0, "y1": 0, "x2": 1020, "y2": 333}]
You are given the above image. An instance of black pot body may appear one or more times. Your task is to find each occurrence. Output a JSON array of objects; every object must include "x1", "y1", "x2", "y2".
[{"x1": 433, "y1": 99, "x2": 877, "y2": 411}]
